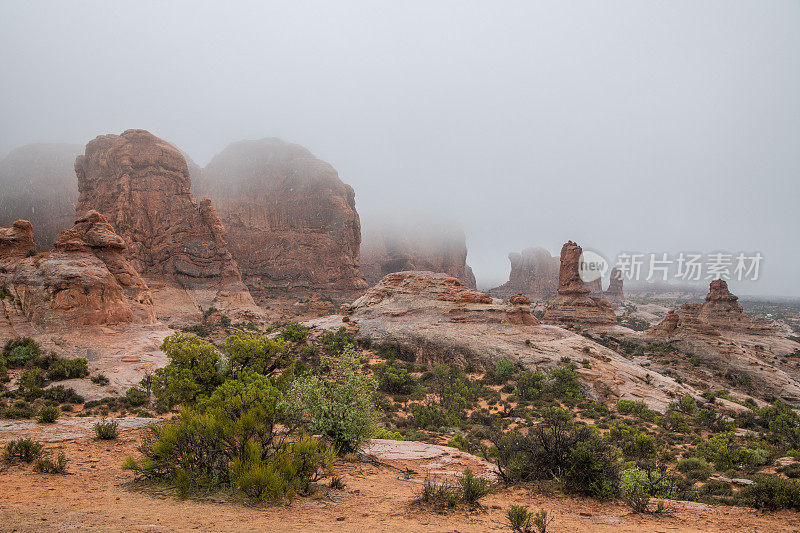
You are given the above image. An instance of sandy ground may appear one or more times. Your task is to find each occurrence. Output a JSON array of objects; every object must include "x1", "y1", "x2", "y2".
[{"x1": 1, "y1": 425, "x2": 799, "y2": 532}]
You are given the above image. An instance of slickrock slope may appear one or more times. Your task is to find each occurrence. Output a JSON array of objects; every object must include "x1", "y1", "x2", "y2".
[
  {"x1": 642, "y1": 280, "x2": 800, "y2": 405},
  {"x1": 318, "y1": 271, "x2": 693, "y2": 411},
  {"x1": 0, "y1": 143, "x2": 82, "y2": 250},
  {"x1": 74, "y1": 129, "x2": 262, "y2": 324},
  {"x1": 488, "y1": 247, "x2": 559, "y2": 301},
  {"x1": 361, "y1": 221, "x2": 477, "y2": 288},
  {"x1": 542, "y1": 241, "x2": 616, "y2": 326},
  {"x1": 195, "y1": 138, "x2": 366, "y2": 297},
  {"x1": 604, "y1": 267, "x2": 625, "y2": 305},
  {"x1": 0, "y1": 214, "x2": 155, "y2": 329}
]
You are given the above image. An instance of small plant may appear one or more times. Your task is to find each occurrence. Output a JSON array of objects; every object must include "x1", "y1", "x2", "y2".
[
  {"x1": 329, "y1": 475, "x2": 346, "y2": 490},
  {"x1": 507, "y1": 505, "x2": 533, "y2": 533},
  {"x1": 37, "y1": 404, "x2": 59, "y2": 423},
  {"x1": 459, "y1": 469, "x2": 491, "y2": 505},
  {"x1": 3, "y1": 438, "x2": 44, "y2": 463},
  {"x1": 90, "y1": 374, "x2": 110, "y2": 386},
  {"x1": 34, "y1": 452, "x2": 68, "y2": 474},
  {"x1": 532, "y1": 509, "x2": 554, "y2": 533},
  {"x1": 94, "y1": 418, "x2": 119, "y2": 440}
]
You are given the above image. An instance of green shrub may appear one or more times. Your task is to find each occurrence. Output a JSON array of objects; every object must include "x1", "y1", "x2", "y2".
[
  {"x1": 42, "y1": 385, "x2": 84, "y2": 404},
  {"x1": 616, "y1": 400, "x2": 656, "y2": 421},
  {"x1": 447, "y1": 433, "x2": 468, "y2": 451},
  {"x1": 416, "y1": 470, "x2": 490, "y2": 509},
  {"x1": 318, "y1": 327, "x2": 357, "y2": 355},
  {"x1": 287, "y1": 347, "x2": 377, "y2": 453},
  {"x1": 38, "y1": 404, "x2": 59, "y2": 423},
  {"x1": 676, "y1": 457, "x2": 713, "y2": 481},
  {"x1": 608, "y1": 421, "x2": 658, "y2": 460},
  {"x1": 20, "y1": 367, "x2": 45, "y2": 390},
  {"x1": 3, "y1": 438, "x2": 44, "y2": 463},
  {"x1": 377, "y1": 363, "x2": 416, "y2": 395},
  {"x1": 620, "y1": 465, "x2": 679, "y2": 513},
  {"x1": 94, "y1": 418, "x2": 119, "y2": 440},
  {"x1": 1, "y1": 399, "x2": 36, "y2": 419},
  {"x1": 2, "y1": 337, "x2": 40, "y2": 367},
  {"x1": 490, "y1": 359, "x2": 515, "y2": 384},
  {"x1": 279, "y1": 322, "x2": 310, "y2": 344},
  {"x1": 506, "y1": 505, "x2": 534, "y2": 533},
  {"x1": 152, "y1": 333, "x2": 225, "y2": 408},
  {"x1": 489, "y1": 406, "x2": 619, "y2": 498},
  {"x1": 91, "y1": 373, "x2": 110, "y2": 385},
  {"x1": 34, "y1": 452, "x2": 68, "y2": 474},
  {"x1": 515, "y1": 365, "x2": 583, "y2": 401},
  {"x1": 459, "y1": 469, "x2": 491, "y2": 505},
  {"x1": 122, "y1": 387, "x2": 148, "y2": 407},
  {"x1": 738, "y1": 474, "x2": 800, "y2": 510},
  {"x1": 46, "y1": 357, "x2": 89, "y2": 381},
  {"x1": 223, "y1": 330, "x2": 289, "y2": 376},
  {"x1": 134, "y1": 373, "x2": 334, "y2": 503}
]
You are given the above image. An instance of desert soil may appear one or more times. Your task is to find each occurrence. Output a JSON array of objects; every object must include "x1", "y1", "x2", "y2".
[{"x1": 0, "y1": 425, "x2": 798, "y2": 532}]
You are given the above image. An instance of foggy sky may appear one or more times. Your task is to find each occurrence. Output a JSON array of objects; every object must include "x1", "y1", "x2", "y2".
[{"x1": 1, "y1": 1, "x2": 798, "y2": 296}]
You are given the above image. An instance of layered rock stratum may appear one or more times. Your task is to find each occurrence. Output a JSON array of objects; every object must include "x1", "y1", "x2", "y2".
[
  {"x1": 194, "y1": 138, "x2": 366, "y2": 297},
  {"x1": 74, "y1": 129, "x2": 261, "y2": 324},
  {"x1": 542, "y1": 241, "x2": 616, "y2": 326},
  {"x1": 488, "y1": 247, "x2": 559, "y2": 301},
  {"x1": 0, "y1": 143, "x2": 82, "y2": 250}
]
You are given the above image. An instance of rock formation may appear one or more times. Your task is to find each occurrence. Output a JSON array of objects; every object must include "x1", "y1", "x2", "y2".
[
  {"x1": 649, "y1": 280, "x2": 771, "y2": 337},
  {"x1": 360, "y1": 219, "x2": 477, "y2": 289},
  {"x1": 0, "y1": 143, "x2": 82, "y2": 250},
  {"x1": 73, "y1": 129, "x2": 260, "y2": 323},
  {"x1": 488, "y1": 247, "x2": 559, "y2": 301},
  {"x1": 0, "y1": 220, "x2": 35, "y2": 258},
  {"x1": 194, "y1": 138, "x2": 366, "y2": 297},
  {"x1": 641, "y1": 279, "x2": 800, "y2": 405},
  {"x1": 312, "y1": 270, "x2": 692, "y2": 411},
  {"x1": 542, "y1": 241, "x2": 616, "y2": 326},
  {"x1": 603, "y1": 267, "x2": 625, "y2": 305},
  {"x1": 0, "y1": 214, "x2": 155, "y2": 329}
]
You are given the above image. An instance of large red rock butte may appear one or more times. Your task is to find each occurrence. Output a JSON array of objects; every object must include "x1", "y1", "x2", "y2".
[
  {"x1": 489, "y1": 247, "x2": 560, "y2": 301},
  {"x1": 73, "y1": 129, "x2": 257, "y2": 321},
  {"x1": 542, "y1": 241, "x2": 616, "y2": 326},
  {"x1": 0, "y1": 214, "x2": 155, "y2": 329},
  {"x1": 193, "y1": 138, "x2": 366, "y2": 298},
  {"x1": 0, "y1": 143, "x2": 83, "y2": 251},
  {"x1": 360, "y1": 220, "x2": 476, "y2": 289}
]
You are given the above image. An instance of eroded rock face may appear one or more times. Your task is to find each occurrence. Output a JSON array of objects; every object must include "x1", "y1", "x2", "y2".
[
  {"x1": 488, "y1": 247, "x2": 559, "y2": 301},
  {"x1": 313, "y1": 270, "x2": 692, "y2": 411},
  {"x1": 0, "y1": 215, "x2": 155, "y2": 329},
  {"x1": 650, "y1": 280, "x2": 771, "y2": 337},
  {"x1": 604, "y1": 267, "x2": 625, "y2": 305},
  {"x1": 542, "y1": 241, "x2": 616, "y2": 326},
  {"x1": 195, "y1": 138, "x2": 366, "y2": 295},
  {"x1": 642, "y1": 280, "x2": 800, "y2": 405},
  {"x1": 74, "y1": 129, "x2": 259, "y2": 322},
  {"x1": 0, "y1": 143, "x2": 82, "y2": 251},
  {"x1": 361, "y1": 221, "x2": 477, "y2": 289},
  {"x1": 0, "y1": 220, "x2": 35, "y2": 258}
]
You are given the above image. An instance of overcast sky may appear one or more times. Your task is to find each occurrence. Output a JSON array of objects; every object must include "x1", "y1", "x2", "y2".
[{"x1": 1, "y1": 1, "x2": 798, "y2": 296}]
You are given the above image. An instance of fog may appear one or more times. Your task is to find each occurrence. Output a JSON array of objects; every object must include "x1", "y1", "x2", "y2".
[{"x1": 1, "y1": 1, "x2": 798, "y2": 296}]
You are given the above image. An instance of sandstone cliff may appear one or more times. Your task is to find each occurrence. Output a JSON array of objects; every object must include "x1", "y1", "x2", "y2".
[
  {"x1": 74, "y1": 129, "x2": 260, "y2": 323},
  {"x1": 0, "y1": 143, "x2": 82, "y2": 250},
  {"x1": 360, "y1": 220, "x2": 477, "y2": 289},
  {"x1": 542, "y1": 241, "x2": 616, "y2": 326},
  {"x1": 488, "y1": 247, "x2": 559, "y2": 301},
  {"x1": 195, "y1": 138, "x2": 366, "y2": 297},
  {"x1": 603, "y1": 267, "x2": 625, "y2": 305}
]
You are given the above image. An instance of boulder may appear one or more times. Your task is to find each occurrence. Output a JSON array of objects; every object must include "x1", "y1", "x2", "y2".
[{"x1": 0, "y1": 220, "x2": 35, "y2": 258}]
